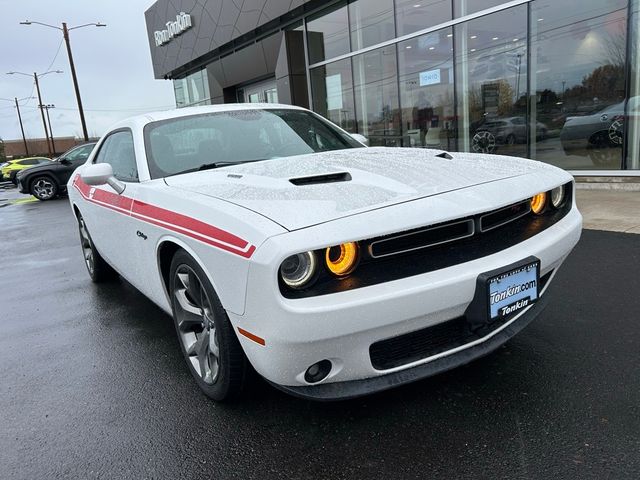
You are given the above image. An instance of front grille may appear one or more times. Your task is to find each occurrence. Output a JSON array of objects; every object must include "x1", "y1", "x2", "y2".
[
  {"x1": 369, "y1": 271, "x2": 553, "y2": 370},
  {"x1": 479, "y1": 200, "x2": 531, "y2": 232},
  {"x1": 369, "y1": 219, "x2": 474, "y2": 258}
]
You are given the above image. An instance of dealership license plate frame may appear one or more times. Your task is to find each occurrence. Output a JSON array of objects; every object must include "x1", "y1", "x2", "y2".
[
  {"x1": 465, "y1": 256, "x2": 541, "y2": 329},
  {"x1": 486, "y1": 259, "x2": 540, "y2": 321}
]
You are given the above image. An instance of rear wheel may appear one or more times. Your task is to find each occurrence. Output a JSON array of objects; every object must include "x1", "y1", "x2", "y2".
[
  {"x1": 77, "y1": 214, "x2": 118, "y2": 282},
  {"x1": 169, "y1": 250, "x2": 249, "y2": 401},
  {"x1": 30, "y1": 176, "x2": 58, "y2": 201}
]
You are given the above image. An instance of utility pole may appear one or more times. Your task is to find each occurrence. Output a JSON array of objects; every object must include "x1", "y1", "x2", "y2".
[
  {"x1": 41, "y1": 104, "x2": 56, "y2": 155},
  {"x1": 14, "y1": 97, "x2": 29, "y2": 156},
  {"x1": 62, "y1": 23, "x2": 88, "y2": 141},
  {"x1": 33, "y1": 73, "x2": 52, "y2": 156},
  {"x1": 20, "y1": 20, "x2": 106, "y2": 142}
]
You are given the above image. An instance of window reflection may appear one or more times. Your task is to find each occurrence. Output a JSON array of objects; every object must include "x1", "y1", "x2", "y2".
[
  {"x1": 349, "y1": 0, "x2": 395, "y2": 50},
  {"x1": 398, "y1": 29, "x2": 454, "y2": 149},
  {"x1": 307, "y1": 3, "x2": 350, "y2": 64},
  {"x1": 395, "y1": 0, "x2": 452, "y2": 36},
  {"x1": 531, "y1": 0, "x2": 628, "y2": 170},
  {"x1": 353, "y1": 46, "x2": 401, "y2": 146},
  {"x1": 310, "y1": 59, "x2": 356, "y2": 131},
  {"x1": 454, "y1": 6, "x2": 527, "y2": 157}
]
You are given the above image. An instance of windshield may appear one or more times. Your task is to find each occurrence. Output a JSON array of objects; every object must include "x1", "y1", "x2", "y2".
[{"x1": 144, "y1": 109, "x2": 363, "y2": 179}]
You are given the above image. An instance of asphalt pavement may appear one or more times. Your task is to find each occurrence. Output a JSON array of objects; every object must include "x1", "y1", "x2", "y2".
[{"x1": 1, "y1": 194, "x2": 639, "y2": 480}]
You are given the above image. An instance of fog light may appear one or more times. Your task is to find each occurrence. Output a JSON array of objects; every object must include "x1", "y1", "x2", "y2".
[
  {"x1": 530, "y1": 192, "x2": 547, "y2": 214},
  {"x1": 551, "y1": 185, "x2": 565, "y2": 208},
  {"x1": 304, "y1": 359, "x2": 332, "y2": 383}
]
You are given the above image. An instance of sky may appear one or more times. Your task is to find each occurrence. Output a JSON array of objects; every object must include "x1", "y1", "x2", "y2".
[{"x1": 0, "y1": 0, "x2": 174, "y2": 142}]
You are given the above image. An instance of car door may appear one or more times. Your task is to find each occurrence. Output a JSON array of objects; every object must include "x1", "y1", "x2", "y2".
[{"x1": 80, "y1": 130, "x2": 141, "y2": 283}]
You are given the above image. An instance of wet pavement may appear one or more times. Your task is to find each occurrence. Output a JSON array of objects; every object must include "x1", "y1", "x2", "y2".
[{"x1": 1, "y1": 195, "x2": 639, "y2": 479}]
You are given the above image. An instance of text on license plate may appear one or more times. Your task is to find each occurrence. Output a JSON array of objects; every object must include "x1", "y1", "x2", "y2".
[{"x1": 488, "y1": 262, "x2": 539, "y2": 319}]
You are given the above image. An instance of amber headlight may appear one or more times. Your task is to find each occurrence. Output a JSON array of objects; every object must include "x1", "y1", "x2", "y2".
[
  {"x1": 550, "y1": 185, "x2": 565, "y2": 208},
  {"x1": 530, "y1": 192, "x2": 547, "y2": 214},
  {"x1": 325, "y1": 242, "x2": 359, "y2": 276},
  {"x1": 280, "y1": 252, "x2": 317, "y2": 289}
]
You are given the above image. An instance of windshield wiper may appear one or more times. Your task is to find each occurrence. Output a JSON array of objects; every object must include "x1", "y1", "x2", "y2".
[{"x1": 197, "y1": 161, "x2": 238, "y2": 171}]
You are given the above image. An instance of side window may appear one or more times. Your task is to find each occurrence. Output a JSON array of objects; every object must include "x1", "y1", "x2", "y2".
[
  {"x1": 21, "y1": 159, "x2": 37, "y2": 165},
  {"x1": 94, "y1": 131, "x2": 138, "y2": 182},
  {"x1": 66, "y1": 144, "x2": 94, "y2": 163}
]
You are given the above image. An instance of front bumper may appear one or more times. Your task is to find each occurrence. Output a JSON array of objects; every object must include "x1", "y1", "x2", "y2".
[{"x1": 230, "y1": 206, "x2": 582, "y2": 399}]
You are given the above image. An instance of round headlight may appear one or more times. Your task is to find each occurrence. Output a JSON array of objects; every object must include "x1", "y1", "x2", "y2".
[
  {"x1": 325, "y1": 242, "x2": 359, "y2": 276},
  {"x1": 530, "y1": 192, "x2": 547, "y2": 215},
  {"x1": 280, "y1": 252, "x2": 317, "y2": 289},
  {"x1": 551, "y1": 185, "x2": 565, "y2": 208}
]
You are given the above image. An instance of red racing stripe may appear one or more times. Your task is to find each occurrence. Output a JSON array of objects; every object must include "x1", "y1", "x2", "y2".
[{"x1": 72, "y1": 175, "x2": 255, "y2": 258}]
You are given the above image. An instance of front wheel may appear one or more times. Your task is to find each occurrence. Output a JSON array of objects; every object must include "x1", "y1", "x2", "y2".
[
  {"x1": 30, "y1": 176, "x2": 58, "y2": 201},
  {"x1": 169, "y1": 250, "x2": 249, "y2": 401},
  {"x1": 77, "y1": 214, "x2": 118, "y2": 282}
]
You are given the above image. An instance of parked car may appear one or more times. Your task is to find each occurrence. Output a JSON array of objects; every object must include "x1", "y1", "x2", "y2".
[
  {"x1": 68, "y1": 104, "x2": 581, "y2": 401},
  {"x1": 472, "y1": 116, "x2": 548, "y2": 153},
  {"x1": 560, "y1": 97, "x2": 638, "y2": 164},
  {"x1": 1, "y1": 157, "x2": 51, "y2": 184},
  {"x1": 17, "y1": 143, "x2": 96, "y2": 200}
]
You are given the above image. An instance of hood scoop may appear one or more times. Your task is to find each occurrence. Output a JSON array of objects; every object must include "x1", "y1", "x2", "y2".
[{"x1": 289, "y1": 171, "x2": 352, "y2": 186}]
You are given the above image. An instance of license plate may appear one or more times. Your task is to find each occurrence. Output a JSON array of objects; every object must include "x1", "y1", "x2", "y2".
[{"x1": 487, "y1": 260, "x2": 539, "y2": 320}]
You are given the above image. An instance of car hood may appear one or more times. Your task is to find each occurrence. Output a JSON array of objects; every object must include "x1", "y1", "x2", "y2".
[
  {"x1": 164, "y1": 147, "x2": 541, "y2": 231},
  {"x1": 16, "y1": 163, "x2": 56, "y2": 177}
]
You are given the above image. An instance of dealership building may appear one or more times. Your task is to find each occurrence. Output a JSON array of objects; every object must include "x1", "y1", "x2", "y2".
[{"x1": 145, "y1": 0, "x2": 639, "y2": 173}]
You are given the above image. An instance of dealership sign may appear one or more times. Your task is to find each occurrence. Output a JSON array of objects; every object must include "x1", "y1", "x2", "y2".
[{"x1": 154, "y1": 12, "x2": 192, "y2": 46}]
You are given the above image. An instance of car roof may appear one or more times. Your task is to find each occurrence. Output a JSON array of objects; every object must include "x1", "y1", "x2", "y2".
[{"x1": 107, "y1": 103, "x2": 307, "y2": 131}]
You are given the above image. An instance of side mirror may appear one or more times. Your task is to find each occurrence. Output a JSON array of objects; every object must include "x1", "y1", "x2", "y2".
[
  {"x1": 80, "y1": 163, "x2": 125, "y2": 194},
  {"x1": 350, "y1": 133, "x2": 369, "y2": 146},
  {"x1": 59, "y1": 158, "x2": 71, "y2": 165}
]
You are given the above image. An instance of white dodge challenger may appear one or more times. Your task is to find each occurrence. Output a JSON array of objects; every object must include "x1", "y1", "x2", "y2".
[{"x1": 68, "y1": 104, "x2": 582, "y2": 401}]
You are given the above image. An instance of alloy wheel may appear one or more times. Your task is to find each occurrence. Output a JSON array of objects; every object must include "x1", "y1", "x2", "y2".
[
  {"x1": 78, "y1": 218, "x2": 94, "y2": 274},
  {"x1": 173, "y1": 265, "x2": 220, "y2": 384},
  {"x1": 32, "y1": 178, "x2": 55, "y2": 200}
]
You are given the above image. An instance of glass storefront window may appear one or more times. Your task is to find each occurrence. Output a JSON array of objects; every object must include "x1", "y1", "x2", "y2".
[
  {"x1": 349, "y1": 0, "x2": 395, "y2": 50},
  {"x1": 395, "y1": 0, "x2": 452, "y2": 36},
  {"x1": 352, "y1": 46, "x2": 401, "y2": 146},
  {"x1": 454, "y1": 0, "x2": 507, "y2": 17},
  {"x1": 454, "y1": 6, "x2": 527, "y2": 157},
  {"x1": 397, "y1": 28, "x2": 454, "y2": 149},
  {"x1": 530, "y1": 0, "x2": 628, "y2": 170},
  {"x1": 627, "y1": 0, "x2": 640, "y2": 169},
  {"x1": 173, "y1": 69, "x2": 211, "y2": 108},
  {"x1": 307, "y1": 3, "x2": 350, "y2": 64},
  {"x1": 310, "y1": 58, "x2": 356, "y2": 131}
]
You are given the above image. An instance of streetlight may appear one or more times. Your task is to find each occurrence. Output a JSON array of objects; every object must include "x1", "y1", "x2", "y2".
[
  {"x1": 40, "y1": 104, "x2": 57, "y2": 154},
  {"x1": 6, "y1": 70, "x2": 62, "y2": 156},
  {"x1": 0, "y1": 96, "x2": 34, "y2": 156},
  {"x1": 19, "y1": 20, "x2": 106, "y2": 142}
]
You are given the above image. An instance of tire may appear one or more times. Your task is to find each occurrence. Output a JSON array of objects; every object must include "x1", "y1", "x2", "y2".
[
  {"x1": 9, "y1": 171, "x2": 18, "y2": 185},
  {"x1": 77, "y1": 213, "x2": 118, "y2": 282},
  {"x1": 30, "y1": 175, "x2": 58, "y2": 201},
  {"x1": 169, "y1": 249, "x2": 249, "y2": 401}
]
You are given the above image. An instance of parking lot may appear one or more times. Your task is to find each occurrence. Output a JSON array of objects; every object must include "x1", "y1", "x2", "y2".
[{"x1": 1, "y1": 189, "x2": 639, "y2": 479}]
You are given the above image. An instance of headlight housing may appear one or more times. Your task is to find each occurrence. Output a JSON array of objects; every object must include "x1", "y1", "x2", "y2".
[
  {"x1": 530, "y1": 192, "x2": 547, "y2": 214},
  {"x1": 279, "y1": 251, "x2": 317, "y2": 289},
  {"x1": 550, "y1": 185, "x2": 566, "y2": 208},
  {"x1": 325, "y1": 242, "x2": 359, "y2": 276}
]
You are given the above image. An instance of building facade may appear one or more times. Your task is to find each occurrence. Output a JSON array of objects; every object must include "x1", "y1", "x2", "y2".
[{"x1": 145, "y1": 0, "x2": 640, "y2": 172}]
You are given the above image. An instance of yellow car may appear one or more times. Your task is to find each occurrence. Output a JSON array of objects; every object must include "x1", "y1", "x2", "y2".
[{"x1": 1, "y1": 157, "x2": 52, "y2": 184}]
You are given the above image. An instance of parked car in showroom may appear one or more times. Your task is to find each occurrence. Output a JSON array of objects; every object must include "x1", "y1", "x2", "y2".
[
  {"x1": 17, "y1": 143, "x2": 96, "y2": 200},
  {"x1": 1, "y1": 157, "x2": 51, "y2": 184},
  {"x1": 68, "y1": 104, "x2": 582, "y2": 401}
]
